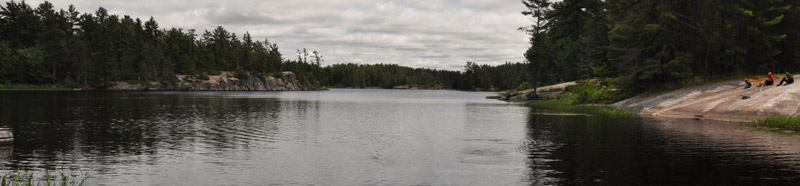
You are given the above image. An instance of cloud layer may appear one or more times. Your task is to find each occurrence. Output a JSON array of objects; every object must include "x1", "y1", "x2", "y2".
[{"x1": 25, "y1": 0, "x2": 531, "y2": 70}]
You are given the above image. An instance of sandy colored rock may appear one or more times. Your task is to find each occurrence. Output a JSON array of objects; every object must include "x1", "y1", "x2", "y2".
[
  {"x1": 500, "y1": 81, "x2": 579, "y2": 101},
  {"x1": 108, "y1": 71, "x2": 321, "y2": 91},
  {"x1": 613, "y1": 80, "x2": 800, "y2": 122}
]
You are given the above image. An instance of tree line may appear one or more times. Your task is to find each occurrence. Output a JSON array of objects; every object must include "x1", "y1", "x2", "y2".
[
  {"x1": 317, "y1": 62, "x2": 529, "y2": 91},
  {"x1": 0, "y1": 1, "x2": 308, "y2": 87},
  {"x1": 521, "y1": 0, "x2": 800, "y2": 93},
  {"x1": 0, "y1": 1, "x2": 532, "y2": 91}
]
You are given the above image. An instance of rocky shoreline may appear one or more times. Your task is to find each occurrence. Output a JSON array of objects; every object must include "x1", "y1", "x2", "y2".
[
  {"x1": 107, "y1": 71, "x2": 322, "y2": 91},
  {"x1": 612, "y1": 80, "x2": 800, "y2": 122},
  {"x1": 391, "y1": 84, "x2": 444, "y2": 90}
]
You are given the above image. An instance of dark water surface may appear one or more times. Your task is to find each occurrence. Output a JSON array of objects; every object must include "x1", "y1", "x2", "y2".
[{"x1": 0, "y1": 89, "x2": 798, "y2": 185}]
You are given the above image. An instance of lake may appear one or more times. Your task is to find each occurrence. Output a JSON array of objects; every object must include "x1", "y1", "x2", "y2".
[{"x1": 0, "y1": 89, "x2": 798, "y2": 185}]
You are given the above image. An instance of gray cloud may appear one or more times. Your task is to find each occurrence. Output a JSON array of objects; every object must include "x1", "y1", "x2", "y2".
[{"x1": 26, "y1": 0, "x2": 531, "y2": 70}]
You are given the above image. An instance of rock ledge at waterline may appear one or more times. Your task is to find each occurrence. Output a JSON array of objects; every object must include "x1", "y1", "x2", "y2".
[
  {"x1": 108, "y1": 71, "x2": 322, "y2": 91},
  {"x1": 612, "y1": 80, "x2": 800, "y2": 122}
]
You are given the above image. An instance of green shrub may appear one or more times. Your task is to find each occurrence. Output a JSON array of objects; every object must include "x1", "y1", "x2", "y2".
[
  {"x1": 516, "y1": 81, "x2": 532, "y2": 91},
  {"x1": 557, "y1": 80, "x2": 628, "y2": 105},
  {"x1": 593, "y1": 64, "x2": 613, "y2": 78},
  {"x1": 158, "y1": 72, "x2": 179, "y2": 83},
  {"x1": 234, "y1": 67, "x2": 249, "y2": 79},
  {"x1": 64, "y1": 80, "x2": 79, "y2": 88},
  {"x1": 255, "y1": 72, "x2": 267, "y2": 81},
  {"x1": 199, "y1": 73, "x2": 210, "y2": 81},
  {"x1": 572, "y1": 82, "x2": 611, "y2": 104}
]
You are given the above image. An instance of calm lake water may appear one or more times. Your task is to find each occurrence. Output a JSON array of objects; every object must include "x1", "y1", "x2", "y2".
[{"x1": 0, "y1": 89, "x2": 799, "y2": 185}]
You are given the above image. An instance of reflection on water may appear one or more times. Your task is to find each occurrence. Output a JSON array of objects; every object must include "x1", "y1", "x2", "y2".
[
  {"x1": 0, "y1": 90, "x2": 798, "y2": 185},
  {"x1": 0, "y1": 147, "x2": 11, "y2": 159},
  {"x1": 523, "y1": 110, "x2": 800, "y2": 185},
  {"x1": 0, "y1": 90, "x2": 531, "y2": 185}
]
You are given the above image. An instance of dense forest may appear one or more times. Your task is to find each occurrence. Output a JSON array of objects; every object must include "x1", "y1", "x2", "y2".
[
  {"x1": 0, "y1": 1, "x2": 532, "y2": 91},
  {"x1": 521, "y1": 0, "x2": 800, "y2": 94},
  {"x1": 8, "y1": 0, "x2": 800, "y2": 93},
  {"x1": 0, "y1": 0, "x2": 319, "y2": 87},
  {"x1": 318, "y1": 62, "x2": 529, "y2": 90}
]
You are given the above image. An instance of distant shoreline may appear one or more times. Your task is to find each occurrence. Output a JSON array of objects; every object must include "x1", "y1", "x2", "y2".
[
  {"x1": 107, "y1": 71, "x2": 322, "y2": 91},
  {"x1": 1, "y1": 71, "x2": 324, "y2": 92}
]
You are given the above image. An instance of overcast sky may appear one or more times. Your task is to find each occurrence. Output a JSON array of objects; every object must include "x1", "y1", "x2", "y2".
[{"x1": 25, "y1": 0, "x2": 531, "y2": 70}]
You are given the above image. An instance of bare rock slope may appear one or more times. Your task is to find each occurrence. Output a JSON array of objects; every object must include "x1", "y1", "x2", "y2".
[
  {"x1": 613, "y1": 80, "x2": 800, "y2": 122},
  {"x1": 108, "y1": 71, "x2": 321, "y2": 91}
]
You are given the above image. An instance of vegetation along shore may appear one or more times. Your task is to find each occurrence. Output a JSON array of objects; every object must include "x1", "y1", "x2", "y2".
[
  {"x1": 505, "y1": 77, "x2": 800, "y2": 133},
  {"x1": 0, "y1": 1, "x2": 531, "y2": 91},
  {"x1": 512, "y1": 0, "x2": 800, "y2": 132},
  {"x1": 3, "y1": 0, "x2": 800, "y2": 132}
]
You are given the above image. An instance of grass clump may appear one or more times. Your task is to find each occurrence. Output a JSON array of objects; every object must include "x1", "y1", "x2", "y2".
[
  {"x1": 1, "y1": 168, "x2": 90, "y2": 186},
  {"x1": 559, "y1": 79, "x2": 630, "y2": 104},
  {"x1": 751, "y1": 117, "x2": 800, "y2": 133},
  {"x1": 526, "y1": 99, "x2": 634, "y2": 117},
  {"x1": 516, "y1": 81, "x2": 531, "y2": 91}
]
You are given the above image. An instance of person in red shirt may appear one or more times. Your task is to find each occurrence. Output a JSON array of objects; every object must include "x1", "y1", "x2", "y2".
[{"x1": 758, "y1": 72, "x2": 774, "y2": 87}]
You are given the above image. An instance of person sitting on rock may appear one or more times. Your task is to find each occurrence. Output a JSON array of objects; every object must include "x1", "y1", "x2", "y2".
[
  {"x1": 758, "y1": 72, "x2": 774, "y2": 87},
  {"x1": 744, "y1": 79, "x2": 752, "y2": 89},
  {"x1": 777, "y1": 72, "x2": 794, "y2": 86}
]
